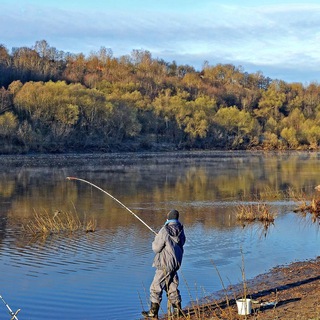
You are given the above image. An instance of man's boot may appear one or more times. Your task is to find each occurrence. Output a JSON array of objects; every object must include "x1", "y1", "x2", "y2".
[
  {"x1": 172, "y1": 302, "x2": 183, "y2": 317},
  {"x1": 141, "y1": 302, "x2": 160, "y2": 319}
]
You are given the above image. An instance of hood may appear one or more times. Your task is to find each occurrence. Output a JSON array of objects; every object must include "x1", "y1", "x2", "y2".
[{"x1": 166, "y1": 222, "x2": 184, "y2": 244}]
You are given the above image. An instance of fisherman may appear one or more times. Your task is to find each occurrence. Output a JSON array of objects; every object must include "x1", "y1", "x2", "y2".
[{"x1": 142, "y1": 209, "x2": 186, "y2": 319}]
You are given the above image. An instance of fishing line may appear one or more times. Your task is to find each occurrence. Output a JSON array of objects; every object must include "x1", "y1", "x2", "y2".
[{"x1": 66, "y1": 177, "x2": 157, "y2": 235}]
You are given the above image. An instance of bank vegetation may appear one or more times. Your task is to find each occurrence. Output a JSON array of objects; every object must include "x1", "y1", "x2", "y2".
[{"x1": 1, "y1": 40, "x2": 320, "y2": 153}]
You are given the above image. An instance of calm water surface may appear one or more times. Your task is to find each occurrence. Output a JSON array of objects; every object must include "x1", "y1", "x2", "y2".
[{"x1": 0, "y1": 151, "x2": 319, "y2": 319}]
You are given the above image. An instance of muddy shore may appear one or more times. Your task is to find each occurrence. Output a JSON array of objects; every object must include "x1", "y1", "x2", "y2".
[{"x1": 180, "y1": 256, "x2": 320, "y2": 319}]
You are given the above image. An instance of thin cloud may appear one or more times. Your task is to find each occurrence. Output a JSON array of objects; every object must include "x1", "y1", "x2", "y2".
[{"x1": 1, "y1": 0, "x2": 320, "y2": 83}]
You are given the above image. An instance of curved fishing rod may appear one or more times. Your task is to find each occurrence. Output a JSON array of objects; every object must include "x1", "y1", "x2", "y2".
[
  {"x1": 66, "y1": 177, "x2": 157, "y2": 235},
  {"x1": 0, "y1": 295, "x2": 20, "y2": 320}
]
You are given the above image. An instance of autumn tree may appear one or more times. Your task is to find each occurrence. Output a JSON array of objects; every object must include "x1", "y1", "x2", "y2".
[
  {"x1": 254, "y1": 80, "x2": 286, "y2": 127},
  {"x1": 303, "y1": 83, "x2": 320, "y2": 118},
  {"x1": 0, "y1": 45, "x2": 12, "y2": 87},
  {"x1": 213, "y1": 106, "x2": 260, "y2": 148},
  {"x1": 301, "y1": 119, "x2": 320, "y2": 149},
  {"x1": 63, "y1": 53, "x2": 87, "y2": 83},
  {"x1": 13, "y1": 81, "x2": 79, "y2": 151},
  {"x1": 153, "y1": 89, "x2": 187, "y2": 143},
  {"x1": 0, "y1": 87, "x2": 12, "y2": 115},
  {"x1": 0, "y1": 112, "x2": 18, "y2": 138},
  {"x1": 176, "y1": 95, "x2": 217, "y2": 144},
  {"x1": 280, "y1": 127, "x2": 298, "y2": 149}
]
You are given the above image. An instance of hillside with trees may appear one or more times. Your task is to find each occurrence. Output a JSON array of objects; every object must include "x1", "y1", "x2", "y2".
[{"x1": 1, "y1": 40, "x2": 320, "y2": 154}]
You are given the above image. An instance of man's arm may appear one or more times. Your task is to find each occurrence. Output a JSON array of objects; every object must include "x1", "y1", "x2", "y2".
[{"x1": 152, "y1": 228, "x2": 166, "y2": 253}]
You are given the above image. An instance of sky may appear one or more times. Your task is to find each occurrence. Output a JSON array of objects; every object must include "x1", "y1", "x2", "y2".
[{"x1": 1, "y1": 0, "x2": 320, "y2": 84}]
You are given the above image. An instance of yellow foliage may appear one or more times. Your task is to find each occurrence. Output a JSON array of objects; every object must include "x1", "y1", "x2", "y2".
[{"x1": 0, "y1": 112, "x2": 18, "y2": 136}]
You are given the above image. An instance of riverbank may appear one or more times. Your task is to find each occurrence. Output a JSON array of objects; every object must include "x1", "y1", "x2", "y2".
[{"x1": 181, "y1": 256, "x2": 320, "y2": 320}]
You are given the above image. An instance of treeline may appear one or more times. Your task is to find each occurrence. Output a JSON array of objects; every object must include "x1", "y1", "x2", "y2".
[{"x1": 1, "y1": 39, "x2": 320, "y2": 154}]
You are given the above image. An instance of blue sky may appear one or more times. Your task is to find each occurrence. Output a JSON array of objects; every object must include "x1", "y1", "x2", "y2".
[{"x1": 1, "y1": 0, "x2": 320, "y2": 84}]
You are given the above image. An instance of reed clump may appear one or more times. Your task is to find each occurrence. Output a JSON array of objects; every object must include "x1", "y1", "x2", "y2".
[
  {"x1": 294, "y1": 197, "x2": 320, "y2": 223},
  {"x1": 23, "y1": 209, "x2": 97, "y2": 235},
  {"x1": 236, "y1": 203, "x2": 275, "y2": 225}
]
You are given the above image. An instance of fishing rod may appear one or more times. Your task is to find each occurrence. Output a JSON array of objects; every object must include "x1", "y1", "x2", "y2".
[
  {"x1": 66, "y1": 177, "x2": 157, "y2": 235},
  {"x1": 0, "y1": 295, "x2": 20, "y2": 320}
]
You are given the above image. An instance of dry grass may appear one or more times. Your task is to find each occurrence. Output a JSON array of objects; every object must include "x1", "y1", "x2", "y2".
[
  {"x1": 23, "y1": 209, "x2": 97, "y2": 236},
  {"x1": 236, "y1": 203, "x2": 275, "y2": 225},
  {"x1": 235, "y1": 203, "x2": 276, "y2": 238},
  {"x1": 286, "y1": 187, "x2": 308, "y2": 201},
  {"x1": 290, "y1": 185, "x2": 320, "y2": 224},
  {"x1": 294, "y1": 197, "x2": 320, "y2": 223}
]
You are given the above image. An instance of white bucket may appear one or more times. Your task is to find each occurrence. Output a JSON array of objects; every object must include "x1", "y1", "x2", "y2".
[{"x1": 236, "y1": 298, "x2": 252, "y2": 315}]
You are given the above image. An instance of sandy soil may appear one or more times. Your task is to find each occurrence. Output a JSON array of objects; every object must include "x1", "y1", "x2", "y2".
[{"x1": 181, "y1": 256, "x2": 320, "y2": 320}]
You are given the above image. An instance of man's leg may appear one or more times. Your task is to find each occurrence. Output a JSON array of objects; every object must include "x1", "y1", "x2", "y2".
[
  {"x1": 167, "y1": 272, "x2": 183, "y2": 317},
  {"x1": 142, "y1": 269, "x2": 166, "y2": 319},
  {"x1": 150, "y1": 269, "x2": 167, "y2": 303}
]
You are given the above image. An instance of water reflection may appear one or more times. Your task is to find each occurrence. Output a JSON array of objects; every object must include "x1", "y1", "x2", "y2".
[
  {"x1": 0, "y1": 151, "x2": 319, "y2": 319},
  {"x1": 1, "y1": 152, "x2": 320, "y2": 226}
]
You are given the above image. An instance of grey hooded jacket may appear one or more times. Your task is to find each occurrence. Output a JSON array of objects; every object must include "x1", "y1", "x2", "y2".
[{"x1": 152, "y1": 221, "x2": 186, "y2": 272}]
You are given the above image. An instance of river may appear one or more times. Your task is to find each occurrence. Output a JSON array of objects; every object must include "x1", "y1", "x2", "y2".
[{"x1": 0, "y1": 151, "x2": 319, "y2": 319}]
